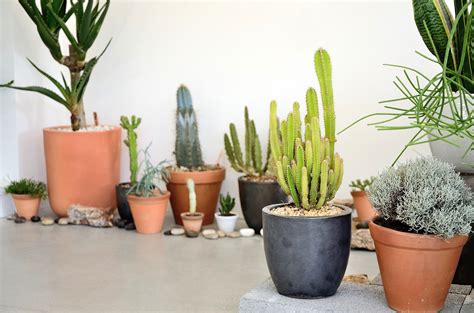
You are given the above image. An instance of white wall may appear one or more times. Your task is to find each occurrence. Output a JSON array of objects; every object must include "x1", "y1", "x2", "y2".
[{"x1": 0, "y1": 0, "x2": 433, "y2": 217}]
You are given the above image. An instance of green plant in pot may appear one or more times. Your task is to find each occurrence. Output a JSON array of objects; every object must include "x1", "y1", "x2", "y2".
[
  {"x1": 214, "y1": 193, "x2": 238, "y2": 233},
  {"x1": 4, "y1": 178, "x2": 47, "y2": 220},
  {"x1": 0, "y1": 0, "x2": 120, "y2": 217},
  {"x1": 368, "y1": 157, "x2": 473, "y2": 312},
  {"x1": 167, "y1": 85, "x2": 225, "y2": 226},
  {"x1": 262, "y1": 48, "x2": 352, "y2": 298},
  {"x1": 181, "y1": 178, "x2": 204, "y2": 237},
  {"x1": 224, "y1": 107, "x2": 288, "y2": 232},
  {"x1": 349, "y1": 178, "x2": 376, "y2": 222}
]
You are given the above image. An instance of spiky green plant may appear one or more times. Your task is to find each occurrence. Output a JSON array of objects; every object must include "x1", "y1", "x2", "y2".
[
  {"x1": 219, "y1": 192, "x2": 236, "y2": 216},
  {"x1": 175, "y1": 85, "x2": 204, "y2": 169},
  {"x1": 224, "y1": 106, "x2": 271, "y2": 176},
  {"x1": 4, "y1": 178, "x2": 48, "y2": 199},
  {"x1": 349, "y1": 178, "x2": 374, "y2": 192},
  {"x1": 0, "y1": 0, "x2": 111, "y2": 131},
  {"x1": 187, "y1": 178, "x2": 197, "y2": 214},
  {"x1": 120, "y1": 115, "x2": 141, "y2": 185},
  {"x1": 270, "y1": 48, "x2": 344, "y2": 210}
]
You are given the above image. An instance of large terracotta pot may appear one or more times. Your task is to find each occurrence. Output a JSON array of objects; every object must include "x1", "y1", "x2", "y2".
[
  {"x1": 351, "y1": 191, "x2": 376, "y2": 221},
  {"x1": 128, "y1": 192, "x2": 170, "y2": 234},
  {"x1": 44, "y1": 126, "x2": 121, "y2": 217},
  {"x1": 369, "y1": 220, "x2": 468, "y2": 312},
  {"x1": 167, "y1": 168, "x2": 225, "y2": 225},
  {"x1": 11, "y1": 194, "x2": 41, "y2": 219}
]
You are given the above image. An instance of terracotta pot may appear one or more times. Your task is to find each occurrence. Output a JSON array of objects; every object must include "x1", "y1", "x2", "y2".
[
  {"x1": 167, "y1": 168, "x2": 225, "y2": 225},
  {"x1": 128, "y1": 191, "x2": 170, "y2": 234},
  {"x1": 11, "y1": 194, "x2": 41, "y2": 219},
  {"x1": 43, "y1": 126, "x2": 121, "y2": 217},
  {"x1": 351, "y1": 191, "x2": 376, "y2": 221},
  {"x1": 369, "y1": 220, "x2": 468, "y2": 312},
  {"x1": 181, "y1": 212, "x2": 204, "y2": 233}
]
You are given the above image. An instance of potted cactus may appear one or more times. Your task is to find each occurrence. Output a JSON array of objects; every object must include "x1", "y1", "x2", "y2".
[
  {"x1": 0, "y1": 0, "x2": 120, "y2": 217},
  {"x1": 167, "y1": 85, "x2": 225, "y2": 226},
  {"x1": 127, "y1": 147, "x2": 170, "y2": 235},
  {"x1": 263, "y1": 49, "x2": 351, "y2": 298},
  {"x1": 368, "y1": 157, "x2": 473, "y2": 312},
  {"x1": 181, "y1": 178, "x2": 204, "y2": 237},
  {"x1": 116, "y1": 115, "x2": 142, "y2": 224},
  {"x1": 224, "y1": 107, "x2": 288, "y2": 231},
  {"x1": 4, "y1": 179, "x2": 47, "y2": 220},
  {"x1": 215, "y1": 193, "x2": 238, "y2": 233},
  {"x1": 349, "y1": 178, "x2": 376, "y2": 221}
]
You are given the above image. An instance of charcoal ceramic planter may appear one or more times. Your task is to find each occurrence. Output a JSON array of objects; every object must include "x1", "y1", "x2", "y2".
[
  {"x1": 263, "y1": 203, "x2": 352, "y2": 298},
  {"x1": 116, "y1": 183, "x2": 133, "y2": 222},
  {"x1": 453, "y1": 224, "x2": 474, "y2": 286},
  {"x1": 238, "y1": 177, "x2": 288, "y2": 232}
]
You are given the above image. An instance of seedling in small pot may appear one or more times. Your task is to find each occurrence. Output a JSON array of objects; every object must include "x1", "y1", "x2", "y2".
[
  {"x1": 181, "y1": 178, "x2": 204, "y2": 237},
  {"x1": 215, "y1": 193, "x2": 238, "y2": 233},
  {"x1": 349, "y1": 177, "x2": 376, "y2": 221},
  {"x1": 4, "y1": 179, "x2": 47, "y2": 220}
]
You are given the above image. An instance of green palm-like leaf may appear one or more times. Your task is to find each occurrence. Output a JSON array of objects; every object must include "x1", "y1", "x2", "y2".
[
  {"x1": 27, "y1": 59, "x2": 70, "y2": 100},
  {"x1": 0, "y1": 81, "x2": 69, "y2": 108}
]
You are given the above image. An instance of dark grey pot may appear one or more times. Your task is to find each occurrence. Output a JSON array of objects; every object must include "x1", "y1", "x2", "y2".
[
  {"x1": 115, "y1": 183, "x2": 133, "y2": 222},
  {"x1": 238, "y1": 177, "x2": 288, "y2": 232},
  {"x1": 263, "y1": 203, "x2": 352, "y2": 298}
]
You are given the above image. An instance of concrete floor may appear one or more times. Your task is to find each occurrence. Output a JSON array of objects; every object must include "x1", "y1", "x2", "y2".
[{"x1": 0, "y1": 213, "x2": 378, "y2": 313}]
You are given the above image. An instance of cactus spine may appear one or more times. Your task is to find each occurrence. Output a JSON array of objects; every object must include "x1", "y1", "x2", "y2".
[
  {"x1": 270, "y1": 48, "x2": 344, "y2": 210},
  {"x1": 187, "y1": 178, "x2": 196, "y2": 214},
  {"x1": 175, "y1": 85, "x2": 204, "y2": 169},
  {"x1": 120, "y1": 115, "x2": 142, "y2": 185}
]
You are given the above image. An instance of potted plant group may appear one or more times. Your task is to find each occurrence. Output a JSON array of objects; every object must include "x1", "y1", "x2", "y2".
[
  {"x1": 127, "y1": 148, "x2": 170, "y2": 234},
  {"x1": 224, "y1": 107, "x2": 288, "y2": 231},
  {"x1": 349, "y1": 178, "x2": 375, "y2": 221},
  {"x1": 167, "y1": 85, "x2": 225, "y2": 226},
  {"x1": 181, "y1": 178, "x2": 204, "y2": 237},
  {"x1": 215, "y1": 193, "x2": 238, "y2": 233},
  {"x1": 263, "y1": 48, "x2": 351, "y2": 298},
  {"x1": 369, "y1": 157, "x2": 473, "y2": 312},
  {"x1": 1, "y1": 0, "x2": 120, "y2": 217},
  {"x1": 4, "y1": 179, "x2": 47, "y2": 220}
]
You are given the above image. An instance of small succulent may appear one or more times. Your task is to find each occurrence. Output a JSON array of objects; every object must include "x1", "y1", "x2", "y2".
[
  {"x1": 219, "y1": 193, "x2": 236, "y2": 216},
  {"x1": 349, "y1": 178, "x2": 374, "y2": 192},
  {"x1": 4, "y1": 179, "x2": 48, "y2": 199}
]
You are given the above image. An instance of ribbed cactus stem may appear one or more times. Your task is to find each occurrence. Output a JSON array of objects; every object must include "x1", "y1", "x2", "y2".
[
  {"x1": 295, "y1": 144, "x2": 304, "y2": 194},
  {"x1": 120, "y1": 115, "x2": 141, "y2": 185},
  {"x1": 316, "y1": 160, "x2": 329, "y2": 209},
  {"x1": 269, "y1": 101, "x2": 282, "y2": 162},
  {"x1": 244, "y1": 106, "x2": 251, "y2": 168},
  {"x1": 301, "y1": 166, "x2": 309, "y2": 209},
  {"x1": 286, "y1": 165, "x2": 300, "y2": 208},
  {"x1": 276, "y1": 161, "x2": 290, "y2": 194},
  {"x1": 187, "y1": 178, "x2": 196, "y2": 214}
]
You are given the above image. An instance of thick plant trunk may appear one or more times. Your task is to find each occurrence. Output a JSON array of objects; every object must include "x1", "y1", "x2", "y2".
[{"x1": 68, "y1": 46, "x2": 87, "y2": 131}]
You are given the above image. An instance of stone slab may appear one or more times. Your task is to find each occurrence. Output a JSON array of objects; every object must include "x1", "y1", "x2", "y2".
[
  {"x1": 240, "y1": 278, "x2": 469, "y2": 313},
  {"x1": 461, "y1": 289, "x2": 474, "y2": 313}
]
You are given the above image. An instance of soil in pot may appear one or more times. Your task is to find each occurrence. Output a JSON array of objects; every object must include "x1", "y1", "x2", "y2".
[
  {"x1": 238, "y1": 176, "x2": 288, "y2": 232},
  {"x1": 116, "y1": 183, "x2": 133, "y2": 222},
  {"x1": 215, "y1": 212, "x2": 239, "y2": 233},
  {"x1": 12, "y1": 195, "x2": 41, "y2": 220},
  {"x1": 369, "y1": 218, "x2": 468, "y2": 312},
  {"x1": 167, "y1": 166, "x2": 225, "y2": 225},
  {"x1": 181, "y1": 212, "x2": 204, "y2": 235},
  {"x1": 350, "y1": 191, "x2": 376, "y2": 221},
  {"x1": 127, "y1": 191, "x2": 170, "y2": 234},
  {"x1": 263, "y1": 203, "x2": 352, "y2": 298}
]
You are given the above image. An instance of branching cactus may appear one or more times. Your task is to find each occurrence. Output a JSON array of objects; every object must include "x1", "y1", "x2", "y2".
[
  {"x1": 120, "y1": 115, "x2": 142, "y2": 185},
  {"x1": 187, "y1": 178, "x2": 197, "y2": 214},
  {"x1": 270, "y1": 48, "x2": 344, "y2": 210},
  {"x1": 175, "y1": 85, "x2": 204, "y2": 169},
  {"x1": 224, "y1": 106, "x2": 267, "y2": 176},
  {"x1": 349, "y1": 178, "x2": 374, "y2": 192}
]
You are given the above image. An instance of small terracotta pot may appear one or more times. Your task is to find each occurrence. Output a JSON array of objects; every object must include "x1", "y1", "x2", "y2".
[
  {"x1": 351, "y1": 191, "x2": 376, "y2": 221},
  {"x1": 44, "y1": 126, "x2": 121, "y2": 217},
  {"x1": 167, "y1": 168, "x2": 225, "y2": 225},
  {"x1": 181, "y1": 212, "x2": 204, "y2": 233},
  {"x1": 369, "y1": 220, "x2": 468, "y2": 312},
  {"x1": 11, "y1": 194, "x2": 41, "y2": 219},
  {"x1": 127, "y1": 191, "x2": 170, "y2": 234}
]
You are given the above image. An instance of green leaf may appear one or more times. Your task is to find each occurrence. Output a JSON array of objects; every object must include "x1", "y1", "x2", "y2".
[
  {"x1": 1, "y1": 81, "x2": 69, "y2": 108},
  {"x1": 27, "y1": 58, "x2": 69, "y2": 99}
]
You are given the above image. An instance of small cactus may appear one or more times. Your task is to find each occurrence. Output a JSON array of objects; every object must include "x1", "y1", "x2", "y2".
[
  {"x1": 120, "y1": 115, "x2": 142, "y2": 185},
  {"x1": 175, "y1": 85, "x2": 204, "y2": 169},
  {"x1": 219, "y1": 193, "x2": 236, "y2": 216},
  {"x1": 187, "y1": 178, "x2": 197, "y2": 214},
  {"x1": 349, "y1": 178, "x2": 374, "y2": 192}
]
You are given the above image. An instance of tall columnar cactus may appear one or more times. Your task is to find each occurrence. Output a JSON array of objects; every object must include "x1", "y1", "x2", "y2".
[
  {"x1": 187, "y1": 178, "x2": 196, "y2": 214},
  {"x1": 224, "y1": 106, "x2": 267, "y2": 176},
  {"x1": 175, "y1": 85, "x2": 204, "y2": 169},
  {"x1": 120, "y1": 115, "x2": 141, "y2": 185},
  {"x1": 270, "y1": 48, "x2": 344, "y2": 210}
]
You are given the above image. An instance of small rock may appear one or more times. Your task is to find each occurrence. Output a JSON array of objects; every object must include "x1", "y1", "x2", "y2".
[
  {"x1": 41, "y1": 217, "x2": 55, "y2": 226},
  {"x1": 31, "y1": 216, "x2": 41, "y2": 223},
  {"x1": 171, "y1": 228, "x2": 185, "y2": 236},
  {"x1": 163, "y1": 230, "x2": 172, "y2": 236},
  {"x1": 185, "y1": 230, "x2": 199, "y2": 238},
  {"x1": 14, "y1": 217, "x2": 26, "y2": 224},
  {"x1": 240, "y1": 228, "x2": 255, "y2": 237},
  {"x1": 58, "y1": 218, "x2": 69, "y2": 225},
  {"x1": 343, "y1": 274, "x2": 369, "y2": 284},
  {"x1": 7, "y1": 214, "x2": 17, "y2": 220},
  {"x1": 351, "y1": 229, "x2": 375, "y2": 251},
  {"x1": 227, "y1": 231, "x2": 241, "y2": 238},
  {"x1": 201, "y1": 229, "x2": 217, "y2": 236},
  {"x1": 116, "y1": 219, "x2": 128, "y2": 229},
  {"x1": 204, "y1": 233, "x2": 219, "y2": 240},
  {"x1": 355, "y1": 220, "x2": 369, "y2": 229},
  {"x1": 124, "y1": 222, "x2": 136, "y2": 230},
  {"x1": 217, "y1": 230, "x2": 226, "y2": 238},
  {"x1": 260, "y1": 228, "x2": 263, "y2": 236}
]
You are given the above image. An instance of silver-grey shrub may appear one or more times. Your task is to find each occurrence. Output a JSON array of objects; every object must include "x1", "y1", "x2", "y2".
[{"x1": 369, "y1": 157, "x2": 474, "y2": 238}]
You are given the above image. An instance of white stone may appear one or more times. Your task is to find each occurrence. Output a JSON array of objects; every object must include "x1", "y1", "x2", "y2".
[
  {"x1": 240, "y1": 228, "x2": 255, "y2": 237},
  {"x1": 58, "y1": 218, "x2": 69, "y2": 225},
  {"x1": 41, "y1": 217, "x2": 54, "y2": 226},
  {"x1": 201, "y1": 229, "x2": 217, "y2": 236},
  {"x1": 171, "y1": 228, "x2": 185, "y2": 235},
  {"x1": 217, "y1": 230, "x2": 226, "y2": 238},
  {"x1": 227, "y1": 231, "x2": 241, "y2": 238},
  {"x1": 260, "y1": 228, "x2": 263, "y2": 236}
]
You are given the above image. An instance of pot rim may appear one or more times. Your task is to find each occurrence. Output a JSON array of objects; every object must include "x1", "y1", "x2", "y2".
[
  {"x1": 214, "y1": 212, "x2": 239, "y2": 218},
  {"x1": 11, "y1": 194, "x2": 41, "y2": 200},
  {"x1": 127, "y1": 191, "x2": 170, "y2": 202},
  {"x1": 350, "y1": 190, "x2": 368, "y2": 196},
  {"x1": 237, "y1": 175, "x2": 278, "y2": 184},
  {"x1": 168, "y1": 167, "x2": 225, "y2": 184},
  {"x1": 117, "y1": 182, "x2": 132, "y2": 188},
  {"x1": 181, "y1": 212, "x2": 205, "y2": 220},
  {"x1": 262, "y1": 202, "x2": 352, "y2": 220},
  {"x1": 43, "y1": 125, "x2": 121, "y2": 133}
]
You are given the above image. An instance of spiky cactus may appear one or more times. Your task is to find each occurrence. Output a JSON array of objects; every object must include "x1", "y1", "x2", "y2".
[
  {"x1": 224, "y1": 106, "x2": 268, "y2": 176},
  {"x1": 120, "y1": 115, "x2": 141, "y2": 185},
  {"x1": 175, "y1": 85, "x2": 204, "y2": 169},
  {"x1": 269, "y1": 48, "x2": 344, "y2": 210},
  {"x1": 187, "y1": 178, "x2": 197, "y2": 213},
  {"x1": 219, "y1": 192, "x2": 236, "y2": 216}
]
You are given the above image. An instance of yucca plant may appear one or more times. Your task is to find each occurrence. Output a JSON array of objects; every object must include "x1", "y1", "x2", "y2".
[
  {"x1": 0, "y1": 0, "x2": 111, "y2": 131},
  {"x1": 270, "y1": 49, "x2": 344, "y2": 210}
]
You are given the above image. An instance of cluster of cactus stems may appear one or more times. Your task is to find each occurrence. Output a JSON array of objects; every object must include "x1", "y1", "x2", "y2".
[
  {"x1": 224, "y1": 107, "x2": 268, "y2": 176},
  {"x1": 219, "y1": 192, "x2": 236, "y2": 216},
  {"x1": 187, "y1": 178, "x2": 197, "y2": 214},
  {"x1": 175, "y1": 85, "x2": 204, "y2": 169},
  {"x1": 349, "y1": 178, "x2": 374, "y2": 192},
  {"x1": 270, "y1": 49, "x2": 343, "y2": 210},
  {"x1": 120, "y1": 115, "x2": 141, "y2": 185}
]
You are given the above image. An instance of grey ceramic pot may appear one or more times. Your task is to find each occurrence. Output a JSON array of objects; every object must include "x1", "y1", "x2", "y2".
[
  {"x1": 238, "y1": 177, "x2": 288, "y2": 232},
  {"x1": 263, "y1": 203, "x2": 352, "y2": 298}
]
